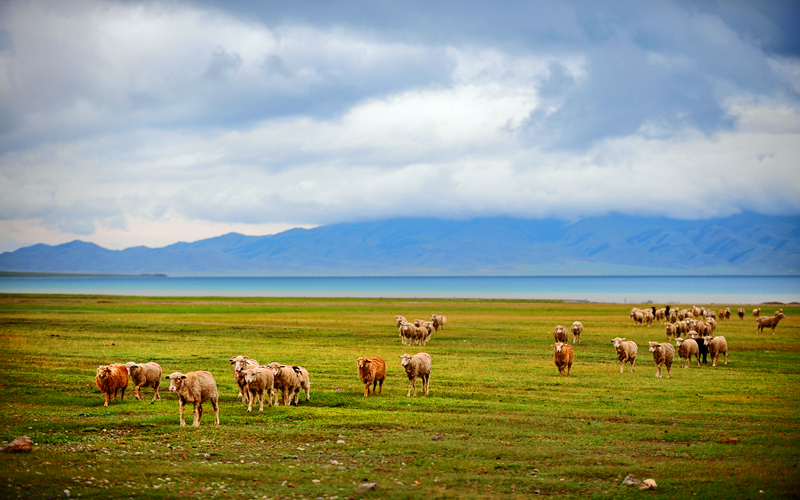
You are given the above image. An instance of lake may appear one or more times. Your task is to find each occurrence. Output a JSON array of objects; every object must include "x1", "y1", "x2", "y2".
[{"x1": 0, "y1": 275, "x2": 798, "y2": 304}]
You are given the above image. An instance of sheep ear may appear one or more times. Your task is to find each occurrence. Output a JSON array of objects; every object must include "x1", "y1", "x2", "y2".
[
  {"x1": 164, "y1": 376, "x2": 170, "y2": 379},
  {"x1": 398, "y1": 355, "x2": 403, "y2": 358},
  {"x1": 181, "y1": 375, "x2": 187, "y2": 379},
  {"x1": 365, "y1": 359, "x2": 371, "y2": 363}
]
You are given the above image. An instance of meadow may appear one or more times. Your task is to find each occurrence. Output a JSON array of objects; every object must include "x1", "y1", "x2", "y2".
[{"x1": 0, "y1": 294, "x2": 798, "y2": 499}]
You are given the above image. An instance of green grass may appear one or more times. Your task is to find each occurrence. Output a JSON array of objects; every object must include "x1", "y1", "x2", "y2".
[{"x1": 0, "y1": 294, "x2": 798, "y2": 499}]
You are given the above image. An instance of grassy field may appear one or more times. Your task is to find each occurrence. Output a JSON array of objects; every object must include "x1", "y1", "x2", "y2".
[{"x1": 0, "y1": 294, "x2": 798, "y2": 499}]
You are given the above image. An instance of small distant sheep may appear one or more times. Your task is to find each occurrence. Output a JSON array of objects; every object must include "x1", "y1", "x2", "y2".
[
  {"x1": 96, "y1": 364, "x2": 129, "y2": 407},
  {"x1": 553, "y1": 325, "x2": 568, "y2": 343},
  {"x1": 243, "y1": 367, "x2": 274, "y2": 412},
  {"x1": 552, "y1": 342, "x2": 574, "y2": 377},
  {"x1": 675, "y1": 338, "x2": 700, "y2": 368},
  {"x1": 430, "y1": 314, "x2": 447, "y2": 331},
  {"x1": 752, "y1": 308, "x2": 761, "y2": 317},
  {"x1": 648, "y1": 342, "x2": 674, "y2": 379},
  {"x1": 737, "y1": 308, "x2": 745, "y2": 320},
  {"x1": 668, "y1": 309, "x2": 679, "y2": 323},
  {"x1": 610, "y1": 337, "x2": 637, "y2": 373},
  {"x1": 643, "y1": 309, "x2": 654, "y2": 327},
  {"x1": 757, "y1": 311, "x2": 786, "y2": 335},
  {"x1": 717, "y1": 309, "x2": 725, "y2": 321},
  {"x1": 630, "y1": 308, "x2": 644, "y2": 326},
  {"x1": 665, "y1": 323, "x2": 677, "y2": 341},
  {"x1": 399, "y1": 353, "x2": 431, "y2": 397},
  {"x1": 571, "y1": 321, "x2": 584, "y2": 344},
  {"x1": 724, "y1": 308, "x2": 731, "y2": 320},
  {"x1": 395, "y1": 315, "x2": 408, "y2": 328},
  {"x1": 164, "y1": 371, "x2": 220, "y2": 426},
  {"x1": 655, "y1": 308, "x2": 666, "y2": 323},
  {"x1": 294, "y1": 366, "x2": 311, "y2": 403},
  {"x1": 124, "y1": 361, "x2": 162, "y2": 402},
  {"x1": 703, "y1": 336, "x2": 728, "y2": 367},
  {"x1": 357, "y1": 357, "x2": 386, "y2": 397}
]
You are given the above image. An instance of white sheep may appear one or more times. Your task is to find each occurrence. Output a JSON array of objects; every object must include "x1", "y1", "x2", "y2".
[
  {"x1": 399, "y1": 352, "x2": 431, "y2": 397},
  {"x1": 124, "y1": 361, "x2": 162, "y2": 402},
  {"x1": 570, "y1": 321, "x2": 584, "y2": 344},
  {"x1": 553, "y1": 325, "x2": 568, "y2": 343},
  {"x1": 648, "y1": 342, "x2": 675, "y2": 379},
  {"x1": 267, "y1": 362, "x2": 302, "y2": 406},
  {"x1": 243, "y1": 367, "x2": 274, "y2": 412},
  {"x1": 430, "y1": 314, "x2": 447, "y2": 331},
  {"x1": 164, "y1": 371, "x2": 219, "y2": 426},
  {"x1": 610, "y1": 337, "x2": 637, "y2": 373},
  {"x1": 675, "y1": 337, "x2": 700, "y2": 368},
  {"x1": 229, "y1": 355, "x2": 259, "y2": 403},
  {"x1": 703, "y1": 336, "x2": 728, "y2": 367}
]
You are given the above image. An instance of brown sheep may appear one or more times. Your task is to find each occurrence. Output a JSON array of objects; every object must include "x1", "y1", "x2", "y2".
[
  {"x1": 267, "y1": 362, "x2": 303, "y2": 406},
  {"x1": 737, "y1": 308, "x2": 745, "y2": 320},
  {"x1": 395, "y1": 315, "x2": 408, "y2": 328},
  {"x1": 648, "y1": 342, "x2": 674, "y2": 379},
  {"x1": 164, "y1": 371, "x2": 219, "y2": 426},
  {"x1": 96, "y1": 364, "x2": 129, "y2": 407},
  {"x1": 553, "y1": 325, "x2": 568, "y2": 343},
  {"x1": 630, "y1": 308, "x2": 644, "y2": 325},
  {"x1": 552, "y1": 342, "x2": 574, "y2": 377},
  {"x1": 752, "y1": 308, "x2": 761, "y2": 317},
  {"x1": 665, "y1": 323, "x2": 677, "y2": 341},
  {"x1": 675, "y1": 337, "x2": 700, "y2": 368},
  {"x1": 243, "y1": 368, "x2": 274, "y2": 412},
  {"x1": 724, "y1": 308, "x2": 731, "y2": 320},
  {"x1": 757, "y1": 311, "x2": 786, "y2": 334},
  {"x1": 703, "y1": 336, "x2": 728, "y2": 367},
  {"x1": 430, "y1": 314, "x2": 447, "y2": 331},
  {"x1": 356, "y1": 357, "x2": 386, "y2": 397}
]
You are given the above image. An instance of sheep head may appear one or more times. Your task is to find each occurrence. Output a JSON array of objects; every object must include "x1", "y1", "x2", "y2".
[
  {"x1": 648, "y1": 341, "x2": 661, "y2": 352},
  {"x1": 357, "y1": 357, "x2": 371, "y2": 369},
  {"x1": 399, "y1": 354, "x2": 412, "y2": 367},
  {"x1": 610, "y1": 337, "x2": 626, "y2": 348},
  {"x1": 553, "y1": 342, "x2": 566, "y2": 353}
]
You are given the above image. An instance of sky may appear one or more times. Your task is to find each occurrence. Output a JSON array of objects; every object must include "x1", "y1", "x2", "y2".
[{"x1": 1, "y1": 0, "x2": 799, "y2": 252}]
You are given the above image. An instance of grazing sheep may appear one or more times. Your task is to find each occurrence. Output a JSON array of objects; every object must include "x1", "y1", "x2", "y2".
[
  {"x1": 648, "y1": 342, "x2": 675, "y2": 379},
  {"x1": 267, "y1": 362, "x2": 302, "y2": 406},
  {"x1": 399, "y1": 353, "x2": 431, "y2": 397},
  {"x1": 243, "y1": 367, "x2": 274, "y2": 412},
  {"x1": 124, "y1": 361, "x2": 162, "y2": 402},
  {"x1": 229, "y1": 355, "x2": 259, "y2": 403},
  {"x1": 294, "y1": 366, "x2": 311, "y2": 403},
  {"x1": 356, "y1": 357, "x2": 386, "y2": 397},
  {"x1": 96, "y1": 364, "x2": 129, "y2": 407},
  {"x1": 738, "y1": 308, "x2": 745, "y2": 320},
  {"x1": 395, "y1": 315, "x2": 408, "y2": 328},
  {"x1": 610, "y1": 337, "x2": 638, "y2": 373},
  {"x1": 570, "y1": 321, "x2": 584, "y2": 343},
  {"x1": 757, "y1": 311, "x2": 786, "y2": 335},
  {"x1": 430, "y1": 314, "x2": 447, "y2": 331},
  {"x1": 703, "y1": 336, "x2": 728, "y2": 367},
  {"x1": 675, "y1": 338, "x2": 700, "y2": 368},
  {"x1": 164, "y1": 371, "x2": 219, "y2": 426},
  {"x1": 752, "y1": 308, "x2": 761, "y2": 317},
  {"x1": 553, "y1": 325, "x2": 568, "y2": 343},
  {"x1": 665, "y1": 323, "x2": 677, "y2": 341},
  {"x1": 630, "y1": 308, "x2": 644, "y2": 325},
  {"x1": 552, "y1": 342, "x2": 574, "y2": 377}
]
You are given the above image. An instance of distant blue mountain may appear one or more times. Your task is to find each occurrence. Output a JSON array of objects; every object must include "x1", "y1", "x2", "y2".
[{"x1": 1, "y1": 213, "x2": 798, "y2": 276}]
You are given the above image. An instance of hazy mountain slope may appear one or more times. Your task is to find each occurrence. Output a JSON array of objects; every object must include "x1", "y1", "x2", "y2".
[{"x1": 1, "y1": 213, "x2": 798, "y2": 275}]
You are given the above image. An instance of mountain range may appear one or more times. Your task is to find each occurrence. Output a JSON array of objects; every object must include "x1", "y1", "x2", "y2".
[{"x1": 1, "y1": 213, "x2": 798, "y2": 276}]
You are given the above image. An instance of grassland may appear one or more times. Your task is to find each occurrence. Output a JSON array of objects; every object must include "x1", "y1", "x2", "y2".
[{"x1": 0, "y1": 294, "x2": 798, "y2": 499}]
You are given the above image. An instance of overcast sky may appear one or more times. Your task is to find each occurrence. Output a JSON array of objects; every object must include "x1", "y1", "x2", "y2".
[{"x1": 1, "y1": 0, "x2": 799, "y2": 252}]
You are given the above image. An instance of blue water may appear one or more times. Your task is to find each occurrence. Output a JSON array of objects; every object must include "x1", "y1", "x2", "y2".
[{"x1": 0, "y1": 276, "x2": 798, "y2": 304}]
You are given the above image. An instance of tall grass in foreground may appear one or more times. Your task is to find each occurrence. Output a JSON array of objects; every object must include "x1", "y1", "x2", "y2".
[{"x1": 0, "y1": 295, "x2": 798, "y2": 499}]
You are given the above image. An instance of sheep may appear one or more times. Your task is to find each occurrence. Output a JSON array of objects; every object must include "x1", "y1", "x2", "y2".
[
  {"x1": 124, "y1": 361, "x2": 162, "y2": 402},
  {"x1": 267, "y1": 362, "x2": 303, "y2": 406},
  {"x1": 164, "y1": 371, "x2": 220, "y2": 426},
  {"x1": 691, "y1": 305, "x2": 703, "y2": 318},
  {"x1": 668, "y1": 309, "x2": 679, "y2": 323},
  {"x1": 243, "y1": 367, "x2": 274, "y2": 412},
  {"x1": 95, "y1": 364, "x2": 129, "y2": 407},
  {"x1": 717, "y1": 309, "x2": 725, "y2": 321},
  {"x1": 399, "y1": 322, "x2": 414, "y2": 345},
  {"x1": 356, "y1": 357, "x2": 386, "y2": 397},
  {"x1": 738, "y1": 308, "x2": 745, "y2": 320},
  {"x1": 229, "y1": 355, "x2": 259, "y2": 403},
  {"x1": 294, "y1": 366, "x2": 311, "y2": 403},
  {"x1": 724, "y1": 308, "x2": 731, "y2": 320},
  {"x1": 703, "y1": 336, "x2": 728, "y2": 367},
  {"x1": 752, "y1": 308, "x2": 761, "y2": 317},
  {"x1": 757, "y1": 311, "x2": 786, "y2": 335},
  {"x1": 655, "y1": 308, "x2": 666, "y2": 323},
  {"x1": 630, "y1": 308, "x2": 644, "y2": 325},
  {"x1": 665, "y1": 323, "x2": 677, "y2": 341},
  {"x1": 648, "y1": 342, "x2": 675, "y2": 379},
  {"x1": 675, "y1": 337, "x2": 700, "y2": 368},
  {"x1": 430, "y1": 314, "x2": 447, "y2": 331},
  {"x1": 570, "y1": 321, "x2": 584, "y2": 343},
  {"x1": 610, "y1": 337, "x2": 637, "y2": 373},
  {"x1": 395, "y1": 315, "x2": 408, "y2": 328},
  {"x1": 399, "y1": 353, "x2": 431, "y2": 397},
  {"x1": 686, "y1": 330, "x2": 709, "y2": 364},
  {"x1": 643, "y1": 308, "x2": 654, "y2": 327},
  {"x1": 706, "y1": 317, "x2": 717, "y2": 333},
  {"x1": 552, "y1": 342, "x2": 574, "y2": 377},
  {"x1": 553, "y1": 325, "x2": 568, "y2": 343}
]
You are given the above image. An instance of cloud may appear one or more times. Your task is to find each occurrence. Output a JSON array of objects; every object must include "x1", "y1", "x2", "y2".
[{"x1": 0, "y1": 0, "x2": 799, "y2": 251}]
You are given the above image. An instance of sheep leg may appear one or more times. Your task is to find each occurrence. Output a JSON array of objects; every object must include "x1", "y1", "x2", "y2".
[
  {"x1": 104, "y1": 392, "x2": 110, "y2": 407},
  {"x1": 372, "y1": 380, "x2": 378, "y2": 396},
  {"x1": 407, "y1": 376, "x2": 416, "y2": 397},
  {"x1": 258, "y1": 391, "x2": 264, "y2": 412},
  {"x1": 247, "y1": 389, "x2": 255, "y2": 412},
  {"x1": 424, "y1": 374, "x2": 430, "y2": 395},
  {"x1": 179, "y1": 399, "x2": 186, "y2": 426},
  {"x1": 120, "y1": 386, "x2": 125, "y2": 402},
  {"x1": 567, "y1": 362, "x2": 572, "y2": 376},
  {"x1": 211, "y1": 397, "x2": 220, "y2": 425},
  {"x1": 134, "y1": 385, "x2": 142, "y2": 401},
  {"x1": 619, "y1": 360, "x2": 624, "y2": 374},
  {"x1": 364, "y1": 384, "x2": 370, "y2": 398},
  {"x1": 655, "y1": 364, "x2": 661, "y2": 379},
  {"x1": 666, "y1": 363, "x2": 672, "y2": 378},
  {"x1": 304, "y1": 385, "x2": 310, "y2": 401},
  {"x1": 630, "y1": 359, "x2": 635, "y2": 372},
  {"x1": 378, "y1": 379, "x2": 383, "y2": 394}
]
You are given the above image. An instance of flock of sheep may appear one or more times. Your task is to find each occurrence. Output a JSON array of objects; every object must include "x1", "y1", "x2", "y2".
[{"x1": 94, "y1": 306, "x2": 787, "y2": 426}]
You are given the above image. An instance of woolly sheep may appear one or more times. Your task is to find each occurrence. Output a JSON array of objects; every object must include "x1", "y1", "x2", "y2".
[
  {"x1": 553, "y1": 325, "x2": 568, "y2": 343},
  {"x1": 399, "y1": 352, "x2": 431, "y2": 397},
  {"x1": 757, "y1": 311, "x2": 786, "y2": 334},
  {"x1": 703, "y1": 336, "x2": 728, "y2": 367},
  {"x1": 752, "y1": 308, "x2": 761, "y2": 317},
  {"x1": 571, "y1": 321, "x2": 584, "y2": 344},
  {"x1": 124, "y1": 361, "x2": 162, "y2": 402},
  {"x1": 665, "y1": 323, "x2": 677, "y2": 341},
  {"x1": 675, "y1": 338, "x2": 700, "y2": 368},
  {"x1": 630, "y1": 308, "x2": 644, "y2": 325},
  {"x1": 395, "y1": 315, "x2": 408, "y2": 328},
  {"x1": 356, "y1": 357, "x2": 386, "y2": 397},
  {"x1": 643, "y1": 308, "x2": 654, "y2": 327},
  {"x1": 229, "y1": 355, "x2": 259, "y2": 403},
  {"x1": 737, "y1": 308, "x2": 745, "y2": 320},
  {"x1": 648, "y1": 342, "x2": 674, "y2": 379},
  {"x1": 430, "y1": 314, "x2": 447, "y2": 331},
  {"x1": 724, "y1": 308, "x2": 731, "y2": 320},
  {"x1": 610, "y1": 337, "x2": 637, "y2": 373},
  {"x1": 267, "y1": 362, "x2": 302, "y2": 406},
  {"x1": 164, "y1": 371, "x2": 219, "y2": 426},
  {"x1": 243, "y1": 367, "x2": 274, "y2": 412},
  {"x1": 96, "y1": 364, "x2": 129, "y2": 407},
  {"x1": 552, "y1": 342, "x2": 574, "y2": 377}
]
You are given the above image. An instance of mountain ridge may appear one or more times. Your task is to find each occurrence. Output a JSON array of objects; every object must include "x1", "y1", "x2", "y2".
[{"x1": 1, "y1": 213, "x2": 798, "y2": 276}]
